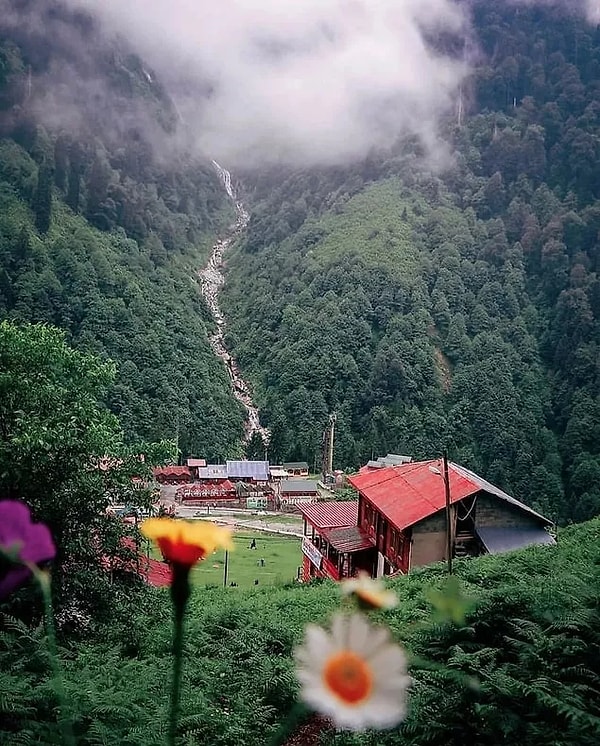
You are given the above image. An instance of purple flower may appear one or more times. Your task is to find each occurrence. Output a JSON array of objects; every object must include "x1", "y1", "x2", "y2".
[{"x1": 0, "y1": 501, "x2": 56, "y2": 600}]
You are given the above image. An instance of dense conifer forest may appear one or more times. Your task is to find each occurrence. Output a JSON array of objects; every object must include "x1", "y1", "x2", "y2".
[
  {"x1": 222, "y1": 1, "x2": 600, "y2": 523},
  {"x1": 0, "y1": 1, "x2": 245, "y2": 460}
]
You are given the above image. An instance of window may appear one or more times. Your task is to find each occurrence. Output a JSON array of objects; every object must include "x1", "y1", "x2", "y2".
[{"x1": 362, "y1": 503, "x2": 377, "y2": 535}]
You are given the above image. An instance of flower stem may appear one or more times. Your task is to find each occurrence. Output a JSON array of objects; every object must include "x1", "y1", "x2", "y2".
[
  {"x1": 168, "y1": 565, "x2": 191, "y2": 746},
  {"x1": 266, "y1": 702, "x2": 309, "y2": 746},
  {"x1": 34, "y1": 569, "x2": 76, "y2": 746}
]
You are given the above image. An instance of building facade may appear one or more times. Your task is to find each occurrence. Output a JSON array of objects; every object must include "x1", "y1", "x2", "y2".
[{"x1": 299, "y1": 460, "x2": 555, "y2": 582}]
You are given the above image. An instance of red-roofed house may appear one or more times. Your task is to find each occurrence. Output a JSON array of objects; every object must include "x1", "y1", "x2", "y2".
[
  {"x1": 298, "y1": 501, "x2": 376, "y2": 582},
  {"x1": 298, "y1": 460, "x2": 555, "y2": 582},
  {"x1": 153, "y1": 465, "x2": 192, "y2": 485},
  {"x1": 177, "y1": 480, "x2": 236, "y2": 505}
]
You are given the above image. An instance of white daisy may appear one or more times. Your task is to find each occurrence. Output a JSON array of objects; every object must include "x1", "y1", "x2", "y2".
[
  {"x1": 294, "y1": 613, "x2": 411, "y2": 731},
  {"x1": 341, "y1": 572, "x2": 398, "y2": 610}
]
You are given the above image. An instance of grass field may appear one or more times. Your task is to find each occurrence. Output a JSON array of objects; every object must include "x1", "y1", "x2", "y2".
[
  {"x1": 151, "y1": 530, "x2": 302, "y2": 589},
  {"x1": 192, "y1": 530, "x2": 301, "y2": 588}
]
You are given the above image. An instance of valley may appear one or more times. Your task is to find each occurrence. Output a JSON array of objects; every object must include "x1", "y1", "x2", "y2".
[
  {"x1": 198, "y1": 162, "x2": 269, "y2": 447},
  {"x1": 1, "y1": 1, "x2": 600, "y2": 745}
]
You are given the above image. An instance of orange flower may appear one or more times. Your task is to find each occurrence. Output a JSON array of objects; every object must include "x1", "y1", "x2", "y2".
[
  {"x1": 341, "y1": 572, "x2": 398, "y2": 610},
  {"x1": 141, "y1": 518, "x2": 232, "y2": 567}
]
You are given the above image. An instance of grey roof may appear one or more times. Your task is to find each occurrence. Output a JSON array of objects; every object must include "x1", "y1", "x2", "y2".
[
  {"x1": 452, "y1": 463, "x2": 551, "y2": 524},
  {"x1": 226, "y1": 460, "x2": 269, "y2": 481},
  {"x1": 477, "y1": 526, "x2": 556, "y2": 554},
  {"x1": 283, "y1": 461, "x2": 309, "y2": 470},
  {"x1": 197, "y1": 464, "x2": 227, "y2": 480},
  {"x1": 366, "y1": 454, "x2": 413, "y2": 469},
  {"x1": 281, "y1": 479, "x2": 319, "y2": 494},
  {"x1": 377, "y1": 454, "x2": 413, "y2": 466}
]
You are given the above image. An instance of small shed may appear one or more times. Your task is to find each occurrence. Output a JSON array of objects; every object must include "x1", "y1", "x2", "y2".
[
  {"x1": 186, "y1": 458, "x2": 207, "y2": 479},
  {"x1": 283, "y1": 461, "x2": 310, "y2": 477}
]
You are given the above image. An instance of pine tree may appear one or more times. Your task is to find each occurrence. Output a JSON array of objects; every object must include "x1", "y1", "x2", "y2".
[
  {"x1": 32, "y1": 161, "x2": 53, "y2": 234},
  {"x1": 66, "y1": 141, "x2": 82, "y2": 212}
]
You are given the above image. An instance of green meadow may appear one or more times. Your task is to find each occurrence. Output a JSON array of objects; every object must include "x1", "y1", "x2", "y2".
[{"x1": 151, "y1": 530, "x2": 302, "y2": 588}]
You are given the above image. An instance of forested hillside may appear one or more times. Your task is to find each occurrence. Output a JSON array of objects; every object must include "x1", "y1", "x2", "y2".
[
  {"x1": 222, "y1": 1, "x2": 600, "y2": 523},
  {"x1": 0, "y1": 0, "x2": 244, "y2": 458}
]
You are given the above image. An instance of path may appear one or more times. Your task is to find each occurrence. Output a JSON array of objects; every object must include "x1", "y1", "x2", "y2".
[
  {"x1": 176, "y1": 505, "x2": 304, "y2": 537},
  {"x1": 198, "y1": 162, "x2": 270, "y2": 446}
]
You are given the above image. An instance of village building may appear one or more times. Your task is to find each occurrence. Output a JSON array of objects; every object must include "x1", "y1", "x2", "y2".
[
  {"x1": 299, "y1": 502, "x2": 375, "y2": 581},
  {"x1": 197, "y1": 464, "x2": 228, "y2": 481},
  {"x1": 279, "y1": 479, "x2": 320, "y2": 510},
  {"x1": 362, "y1": 453, "x2": 412, "y2": 469},
  {"x1": 177, "y1": 479, "x2": 236, "y2": 506},
  {"x1": 153, "y1": 465, "x2": 192, "y2": 485},
  {"x1": 226, "y1": 460, "x2": 270, "y2": 483},
  {"x1": 298, "y1": 460, "x2": 555, "y2": 582},
  {"x1": 283, "y1": 461, "x2": 310, "y2": 477},
  {"x1": 186, "y1": 458, "x2": 207, "y2": 479},
  {"x1": 269, "y1": 466, "x2": 290, "y2": 482}
]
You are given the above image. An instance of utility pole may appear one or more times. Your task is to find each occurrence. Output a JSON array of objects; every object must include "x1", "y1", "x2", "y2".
[
  {"x1": 327, "y1": 413, "x2": 336, "y2": 476},
  {"x1": 429, "y1": 452, "x2": 453, "y2": 575},
  {"x1": 321, "y1": 413, "x2": 336, "y2": 481},
  {"x1": 223, "y1": 550, "x2": 229, "y2": 587},
  {"x1": 442, "y1": 450, "x2": 453, "y2": 576}
]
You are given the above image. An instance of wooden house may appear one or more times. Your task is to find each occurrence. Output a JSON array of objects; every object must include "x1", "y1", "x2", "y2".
[
  {"x1": 298, "y1": 460, "x2": 555, "y2": 582},
  {"x1": 153, "y1": 466, "x2": 192, "y2": 485},
  {"x1": 298, "y1": 502, "x2": 376, "y2": 582},
  {"x1": 279, "y1": 479, "x2": 320, "y2": 509},
  {"x1": 283, "y1": 461, "x2": 310, "y2": 477}
]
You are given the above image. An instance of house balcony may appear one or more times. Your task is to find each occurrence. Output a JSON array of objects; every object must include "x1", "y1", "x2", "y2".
[{"x1": 301, "y1": 530, "x2": 375, "y2": 582}]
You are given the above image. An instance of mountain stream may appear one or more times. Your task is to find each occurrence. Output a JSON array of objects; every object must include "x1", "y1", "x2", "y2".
[{"x1": 198, "y1": 162, "x2": 270, "y2": 448}]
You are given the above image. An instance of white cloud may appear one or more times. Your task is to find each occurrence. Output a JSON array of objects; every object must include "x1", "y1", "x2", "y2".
[{"x1": 61, "y1": 0, "x2": 469, "y2": 166}]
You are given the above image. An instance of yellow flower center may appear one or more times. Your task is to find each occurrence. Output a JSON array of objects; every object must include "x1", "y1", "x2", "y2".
[
  {"x1": 356, "y1": 588, "x2": 381, "y2": 609},
  {"x1": 323, "y1": 650, "x2": 373, "y2": 705}
]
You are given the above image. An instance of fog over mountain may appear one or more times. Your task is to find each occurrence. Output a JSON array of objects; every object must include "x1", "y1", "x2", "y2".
[{"x1": 58, "y1": 0, "x2": 471, "y2": 166}]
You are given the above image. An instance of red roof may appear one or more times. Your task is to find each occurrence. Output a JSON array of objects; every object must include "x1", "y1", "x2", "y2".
[
  {"x1": 154, "y1": 466, "x2": 191, "y2": 478},
  {"x1": 177, "y1": 480, "x2": 236, "y2": 497},
  {"x1": 139, "y1": 556, "x2": 172, "y2": 587},
  {"x1": 321, "y1": 526, "x2": 374, "y2": 553},
  {"x1": 348, "y1": 460, "x2": 549, "y2": 531},
  {"x1": 298, "y1": 501, "x2": 358, "y2": 529},
  {"x1": 187, "y1": 458, "x2": 207, "y2": 468},
  {"x1": 105, "y1": 538, "x2": 171, "y2": 588}
]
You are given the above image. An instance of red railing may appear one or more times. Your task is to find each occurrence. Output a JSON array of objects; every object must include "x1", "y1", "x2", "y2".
[{"x1": 321, "y1": 555, "x2": 340, "y2": 581}]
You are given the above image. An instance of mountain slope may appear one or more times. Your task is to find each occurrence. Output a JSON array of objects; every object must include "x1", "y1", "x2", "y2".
[
  {"x1": 0, "y1": 1, "x2": 245, "y2": 457},
  {"x1": 222, "y1": 1, "x2": 600, "y2": 522}
]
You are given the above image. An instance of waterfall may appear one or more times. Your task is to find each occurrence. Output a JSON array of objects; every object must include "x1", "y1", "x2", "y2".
[{"x1": 198, "y1": 163, "x2": 269, "y2": 448}]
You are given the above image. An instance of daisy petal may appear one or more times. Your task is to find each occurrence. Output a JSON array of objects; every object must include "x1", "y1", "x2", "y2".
[{"x1": 294, "y1": 612, "x2": 410, "y2": 732}]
